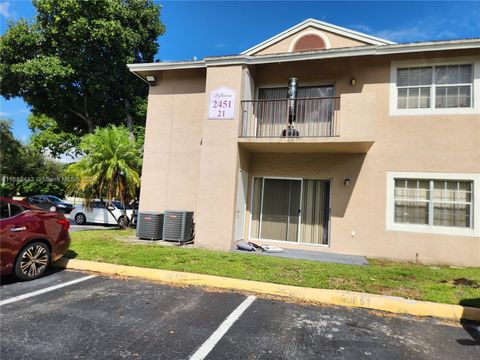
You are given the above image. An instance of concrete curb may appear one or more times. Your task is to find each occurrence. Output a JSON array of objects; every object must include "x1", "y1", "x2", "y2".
[{"x1": 54, "y1": 258, "x2": 480, "y2": 322}]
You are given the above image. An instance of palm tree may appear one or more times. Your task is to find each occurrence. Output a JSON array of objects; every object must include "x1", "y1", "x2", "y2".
[{"x1": 67, "y1": 125, "x2": 141, "y2": 228}]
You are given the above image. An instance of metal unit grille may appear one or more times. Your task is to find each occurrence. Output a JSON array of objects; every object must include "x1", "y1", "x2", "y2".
[
  {"x1": 136, "y1": 212, "x2": 164, "y2": 240},
  {"x1": 162, "y1": 211, "x2": 194, "y2": 243}
]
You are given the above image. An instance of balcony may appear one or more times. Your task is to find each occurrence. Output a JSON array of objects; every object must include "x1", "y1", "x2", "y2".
[
  {"x1": 241, "y1": 97, "x2": 340, "y2": 138},
  {"x1": 239, "y1": 93, "x2": 375, "y2": 154}
]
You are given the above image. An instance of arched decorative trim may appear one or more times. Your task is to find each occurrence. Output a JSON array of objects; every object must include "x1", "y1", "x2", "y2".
[
  {"x1": 292, "y1": 34, "x2": 326, "y2": 52},
  {"x1": 241, "y1": 18, "x2": 394, "y2": 55},
  {"x1": 288, "y1": 29, "x2": 332, "y2": 52}
]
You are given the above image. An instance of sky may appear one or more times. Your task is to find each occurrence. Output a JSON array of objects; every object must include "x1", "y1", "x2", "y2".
[{"x1": 1, "y1": 0, "x2": 479, "y2": 142}]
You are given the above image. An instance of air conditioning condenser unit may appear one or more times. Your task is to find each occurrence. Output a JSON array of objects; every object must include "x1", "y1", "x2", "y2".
[
  {"x1": 163, "y1": 211, "x2": 194, "y2": 243},
  {"x1": 136, "y1": 212, "x2": 164, "y2": 240}
]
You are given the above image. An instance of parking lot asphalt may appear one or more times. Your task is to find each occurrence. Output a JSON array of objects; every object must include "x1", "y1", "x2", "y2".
[
  {"x1": 1, "y1": 269, "x2": 478, "y2": 360},
  {"x1": 68, "y1": 219, "x2": 119, "y2": 232}
]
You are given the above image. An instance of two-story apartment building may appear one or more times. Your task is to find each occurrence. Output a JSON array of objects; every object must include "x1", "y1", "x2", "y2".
[{"x1": 129, "y1": 19, "x2": 480, "y2": 266}]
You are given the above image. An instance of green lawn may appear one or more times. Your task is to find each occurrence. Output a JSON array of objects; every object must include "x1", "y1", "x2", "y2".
[{"x1": 67, "y1": 229, "x2": 480, "y2": 307}]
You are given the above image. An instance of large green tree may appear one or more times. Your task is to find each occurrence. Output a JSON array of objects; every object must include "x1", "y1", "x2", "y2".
[
  {"x1": 1, "y1": 0, "x2": 163, "y2": 154},
  {"x1": 28, "y1": 113, "x2": 82, "y2": 158},
  {"x1": 0, "y1": 119, "x2": 23, "y2": 181},
  {"x1": 0, "y1": 119, "x2": 67, "y2": 197}
]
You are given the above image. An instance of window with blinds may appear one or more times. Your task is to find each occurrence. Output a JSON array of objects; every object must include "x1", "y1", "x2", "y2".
[
  {"x1": 394, "y1": 179, "x2": 473, "y2": 228},
  {"x1": 396, "y1": 64, "x2": 472, "y2": 109},
  {"x1": 397, "y1": 67, "x2": 432, "y2": 109}
]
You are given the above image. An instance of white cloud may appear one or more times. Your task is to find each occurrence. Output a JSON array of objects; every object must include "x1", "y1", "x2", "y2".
[
  {"x1": 373, "y1": 13, "x2": 480, "y2": 43},
  {"x1": 0, "y1": 109, "x2": 31, "y2": 117},
  {"x1": 375, "y1": 24, "x2": 454, "y2": 43},
  {"x1": 349, "y1": 24, "x2": 372, "y2": 34},
  {"x1": 43, "y1": 148, "x2": 81, "y2": 163},
  {"x1": 0, "y1": 2, "x2": 11, "y2": 18},
  {"x1": 50, "y1": 152, "x2": 81, "y2": 164}
]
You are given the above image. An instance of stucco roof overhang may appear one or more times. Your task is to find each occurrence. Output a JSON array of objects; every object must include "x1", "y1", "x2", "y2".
[{"x1": 128, "y1": 38, "x2": 480, "y2": 79}]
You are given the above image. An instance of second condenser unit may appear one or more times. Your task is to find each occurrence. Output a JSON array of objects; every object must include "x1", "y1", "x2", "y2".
[
  {"x1": 136, "y1": 212, "x2": 164, "y2": 240},
  {"x1": 163, "y1": 211, "x2": 194, "y2": 243}
]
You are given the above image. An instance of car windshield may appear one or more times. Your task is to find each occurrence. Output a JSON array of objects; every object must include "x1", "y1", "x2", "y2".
[{"x1": 46, "y1": 195, "x2": 63, "y2": 202}]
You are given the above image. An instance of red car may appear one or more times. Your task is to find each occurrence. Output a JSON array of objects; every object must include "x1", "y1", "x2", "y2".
[{"x1": 0, "y1": 198, "x2": 71, "y2": 280}]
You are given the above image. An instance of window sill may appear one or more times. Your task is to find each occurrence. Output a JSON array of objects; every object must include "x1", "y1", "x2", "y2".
[
  {"x1": 390, "y1": 107, "x2": 479, "y2": 116},
  {"x1": 387, "y1": 223, "x2": 479, "y2": 237}
]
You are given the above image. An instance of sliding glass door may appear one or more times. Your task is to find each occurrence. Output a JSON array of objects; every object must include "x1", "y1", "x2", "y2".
[
  {"x1": 251, "y1": 177, "x2": 330, "y2": 245},
  {"x1": 300, "y1": 179, "x2": 330, "y2": 245},
  {"x1": 259, "y1": 178, "x2": 301, "y2": 242}
]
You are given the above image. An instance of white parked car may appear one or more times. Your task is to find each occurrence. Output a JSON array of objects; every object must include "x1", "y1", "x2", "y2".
[{"x1": 70, "y1": 200, "x2": 134, "y2": 226}]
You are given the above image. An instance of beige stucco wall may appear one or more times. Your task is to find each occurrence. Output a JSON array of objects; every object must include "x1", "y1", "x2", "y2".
[
  {"x1": 253, "y1": 26, "x2": 369, "y2": 55},
  {"x1": 239, "y1": 50, "x2": 480, "y2": 266},
  {"x1": 138, "y1": 48, "x2": 480, "y2": 266},
  {"x1": 139, "y1": 69, "x2": 206, "y2": 213},
  {"x1": 244, "y1": 152, "x2": 480, "y2": 267},
  {"x1": 194, "y1": 65, "x2": 245, "y2": 250}
]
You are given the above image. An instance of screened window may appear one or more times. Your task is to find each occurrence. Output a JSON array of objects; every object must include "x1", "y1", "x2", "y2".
[
  {"x1": 394, "y1": 179, "x2": 473, "y2": 228},
  {"x1": 432, "y1": 180, "x2": 472, "y2": 227},
  {"x1": 394, "y1": 179, "x2": 430, "y2": 224},
  {"x1": 397, "y1": 67, "x2": 432, "y2": 109},
  {"x1": 435, "y1": 65, "x2": 472, "y2": 108},
  {"x1": 396, "y1": 64, "x2": 473, "y2": 109}
]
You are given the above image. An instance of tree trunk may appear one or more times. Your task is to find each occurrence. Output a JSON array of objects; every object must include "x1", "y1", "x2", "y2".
[
  {"x1": 62, "y1": 105, "x2": 94, "y2": 133},
  {"x1": 124, "y1": 98, "x2": 135, "y2": 141},
  {"x1": 119, "y1": 188, "x2": 128, "y2": 229},
  {"x1": 85, "y1": 117, "x2": 94, "y2": 133},
  {"x1": 83, "y1": 95, "x2": 94, "y2": 133}
]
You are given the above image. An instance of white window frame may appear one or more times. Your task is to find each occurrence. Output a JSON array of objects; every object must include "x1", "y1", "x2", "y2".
[
  {"x1": 386, "y1": 172, "x2": 480, "y2": 237},
  {"x1": 389, "y1": 57, "x2": 480, "y2": 116}
]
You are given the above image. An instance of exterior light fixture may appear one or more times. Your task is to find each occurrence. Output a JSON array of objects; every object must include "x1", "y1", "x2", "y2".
[
  {"x1": 145, "y1": 75, "x2": 156, "y2": 85},
  {"x1": 350, "y1": 78, "x2": 356, "y2": 86},
  {"x1": 344, "y1": 178, "x2": 351, "y2": 187}
]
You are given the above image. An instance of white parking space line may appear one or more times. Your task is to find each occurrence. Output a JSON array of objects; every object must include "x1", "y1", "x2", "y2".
[
  {"x1": 0, "y1": 275, "x2": 96, "y2": 306},
  {"x1": 189, "y1": 295, "x2": 256, "y2": 360}
]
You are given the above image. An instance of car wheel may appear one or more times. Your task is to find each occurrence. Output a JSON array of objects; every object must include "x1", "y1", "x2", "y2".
[
  {"x1": 14, "y1": 242, "x2": 51, "y2": 281},
  {"x1": 49, "y1": 205, "x2": 57, "y2": 212},
  {"x1": 75, "y1": 213, "x2": 87, "y2": 225},
  {"x1": 118, "y1": 216, "x2": 129, "y2": 227}
]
